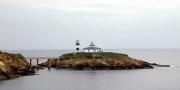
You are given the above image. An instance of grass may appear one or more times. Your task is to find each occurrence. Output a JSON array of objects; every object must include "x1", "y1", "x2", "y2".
[
  {"x1": 0, "y1": 52, "x2": 29, "y2": 69},
  {"x1": 59, "y1": 52, "x2": 130, "y2": 61}
]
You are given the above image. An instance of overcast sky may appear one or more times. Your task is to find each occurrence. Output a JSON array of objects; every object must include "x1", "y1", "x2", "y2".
[{"x1": 0, "y1": 0, "x2": 180, "y2": 49}]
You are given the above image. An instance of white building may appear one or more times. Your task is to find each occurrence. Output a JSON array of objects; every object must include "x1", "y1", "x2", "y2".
[{"x1": 83, "y1": 42, "x2": 102, "y2": 52}]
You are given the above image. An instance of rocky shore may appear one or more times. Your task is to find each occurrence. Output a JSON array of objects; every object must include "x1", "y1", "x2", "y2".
[
  {"x1": 40, "y1": 52, "x2": 154, "y2": 70},
  {"x1": 0, "y1": 51, "x2": 35, "y2": 80}
]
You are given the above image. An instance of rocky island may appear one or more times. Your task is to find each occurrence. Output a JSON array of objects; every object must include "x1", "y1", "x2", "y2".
[
  {"x1": 0, "y1": 50, "x2": 169, "y2": 80},
  {"x1": 0, "y1": 51, "x2": 35, "y2": 80},
  {"x1": 40, "y1": 52, "x2": 154, "y2": 70}
]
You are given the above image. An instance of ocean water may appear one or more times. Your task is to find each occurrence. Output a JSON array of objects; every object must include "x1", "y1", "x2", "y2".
[{"x1": 0, "y1": 49, "x2": 180, "y2": 90}]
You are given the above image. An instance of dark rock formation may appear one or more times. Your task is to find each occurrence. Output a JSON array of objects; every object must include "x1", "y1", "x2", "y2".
[
  {"x1": 0, "y1": 51, "x2": 36, "y2": 80},
  {"x1": 150, "y1": 63, "x2": 170, "y2": 67}
]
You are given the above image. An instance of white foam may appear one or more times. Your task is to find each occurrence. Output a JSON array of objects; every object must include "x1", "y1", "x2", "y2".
[{"x1": 170, "y1": 66, "x2": 175, "y2": 67}]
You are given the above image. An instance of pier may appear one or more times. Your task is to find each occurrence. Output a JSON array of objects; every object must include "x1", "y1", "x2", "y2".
[{"x1": 26, "y1": 57, "x2": 57, "y2": 68}]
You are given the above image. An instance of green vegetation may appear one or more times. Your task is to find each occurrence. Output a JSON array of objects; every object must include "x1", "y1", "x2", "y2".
[
  {"x1": 0, "y1": 52, "x2": 29, "y2": 70},
  {"x1": 59, "y1": 52, "x2": 130, "y2": 61}
]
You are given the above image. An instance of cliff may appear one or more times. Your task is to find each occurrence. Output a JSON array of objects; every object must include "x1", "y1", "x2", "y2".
[
  {"x1": 40, "y1": 52, "x2": 153, "y2": 70},
  {"x1": 0, "y1": 51, "x2": 35, "y2": 80}
]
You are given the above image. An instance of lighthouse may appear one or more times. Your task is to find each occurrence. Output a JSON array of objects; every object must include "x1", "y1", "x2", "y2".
[{"x1": 76, "y1": 39, "x2": 80, "y2": 52}]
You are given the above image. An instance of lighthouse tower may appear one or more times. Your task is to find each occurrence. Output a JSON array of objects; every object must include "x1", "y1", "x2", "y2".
[{"x1": 76, "y1": 39, "x2": 80, "y2": 52}]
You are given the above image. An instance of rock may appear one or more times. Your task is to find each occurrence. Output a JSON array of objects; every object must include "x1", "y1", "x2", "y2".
[
  {"x1": 0, "y1": 51, "x2": 36, "y2": 80},
  {"x1": 40, "y1": 52, "x2": 154, "y2": 70},
  {"x1": 0, "y1": 61, "x2": 18, "y2": 79},
  {"x1": 32, "y1": 66, "x2": 44, "y2": 69},
  {"x1": 17, "y1": 67, "x2": 36, "y2": 75},
  {"x1": 151, "y1": 63, "x2": 170, "y2": 67}
]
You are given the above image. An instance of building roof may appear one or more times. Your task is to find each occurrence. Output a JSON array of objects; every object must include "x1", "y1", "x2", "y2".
[
  {"x1": 83, "y1": 46, "x2": 101, "y2": 50},
  {"x1": 83, "y1": 42, "x2": 102, "y2": 50}
]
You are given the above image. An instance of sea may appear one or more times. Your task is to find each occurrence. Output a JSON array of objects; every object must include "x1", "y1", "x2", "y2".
[{"x1": 0, "y1": 49, "x2": 180, "y2": 90}]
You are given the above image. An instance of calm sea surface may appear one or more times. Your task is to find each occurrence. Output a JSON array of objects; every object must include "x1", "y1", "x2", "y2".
[{"x1": 0, "y1": 49, "x2": 180, "y2": 90}]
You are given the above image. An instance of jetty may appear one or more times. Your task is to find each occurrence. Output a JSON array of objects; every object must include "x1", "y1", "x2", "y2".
[{"x1": 26, "y1": 57, "x2": 57, "y2": 68}]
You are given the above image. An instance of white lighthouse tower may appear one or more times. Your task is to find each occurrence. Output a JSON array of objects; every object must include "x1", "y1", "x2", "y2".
[{"x1": 76, "y1": 39, "x2": 80, "y2": 52}]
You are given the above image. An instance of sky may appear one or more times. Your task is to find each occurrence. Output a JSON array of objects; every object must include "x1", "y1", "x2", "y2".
[{"x1": 0, "y1": 0, "x2": 180, "y2": 49}]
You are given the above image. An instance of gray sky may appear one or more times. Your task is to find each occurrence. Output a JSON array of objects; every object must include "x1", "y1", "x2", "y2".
[{"x1": 0, "y1": 0, "x2": 180, "y2": 49}]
